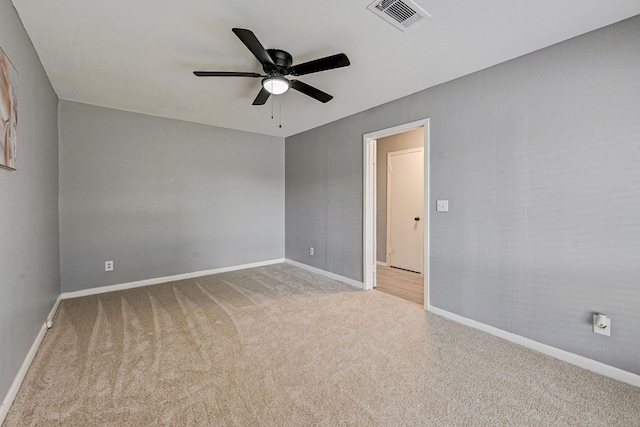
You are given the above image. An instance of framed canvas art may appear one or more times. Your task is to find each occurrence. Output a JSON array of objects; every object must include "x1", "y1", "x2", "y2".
[{"x1": 1, "y1": 46, "x2": 18, "y2": 171}]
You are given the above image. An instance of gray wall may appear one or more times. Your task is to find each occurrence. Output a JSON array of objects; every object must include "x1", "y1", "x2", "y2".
[
  {"x1": 0, "y1": 0, "x2": 60, "y2": 403},
  {"x1": 285, "y1": 120, "x2": 363, "y2": 278},
  {"x1": 376, "y1": 128, "x2": 424, "y2": 263},
  {"x1": 59, "y1": 101, "x2": 284, "y2": 293},
  {"x1": 286, "y1": 16, "x2": 640, "y2": 374}
]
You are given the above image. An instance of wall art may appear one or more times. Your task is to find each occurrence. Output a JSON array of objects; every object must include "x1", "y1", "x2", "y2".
[{"x1": 1, "y1": 46, "x2": 18, "y2": 170}]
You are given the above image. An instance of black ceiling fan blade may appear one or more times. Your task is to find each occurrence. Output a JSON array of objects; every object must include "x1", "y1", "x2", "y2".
[
  {"x1": 289, "y1": 53, "x2": 350, "y2": 76},
  {"x1": 232, "y1": 28, "x2": 276, "y2": 67},
  {"x1": 290, "y1": 80, "x2": 333, "y2": 103},
  {"x1": 252, "y1": 87, "x2": 271, "y2": 105},
  {"x1": 193, "y1": 71, "x2": 263, "y2": 77}
]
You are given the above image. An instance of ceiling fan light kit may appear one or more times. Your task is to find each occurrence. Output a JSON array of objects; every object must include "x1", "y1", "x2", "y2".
[
  {"x1": 193, "y1": 28, "x2": 350, "y2": 105},
  {"x1": 262, "y1": 75, "x2": 290, "y2": 95}
]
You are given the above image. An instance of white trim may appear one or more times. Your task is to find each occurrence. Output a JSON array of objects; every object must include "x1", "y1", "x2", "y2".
[
  {"x1": 284, "y1": 259, "x2": 364, "y2": 289},
  {"x1": 47, "y1": 295, "x2": 62, "y2": 324},
  {"x1": 428, "y1": 305, "x2": 640, "y2": 389},
  {"x1": 0, "y1": 296, "x2": 63, "y2": 424},
  {"x1": 386, "y1": 151, "x2": 392, "y2": 269},
  {"x1": 363, "y1": 136, "x2": 377, "y2": 290},
  {"x1": 60, "y1": 259, "x2": 285, "y2": 300},
  {"x1": 376, "y1": 260, "x2": 387, "y2": 267},
  {"x1": 372, "y1": 138, "x2": 378, "y2": 290},
  {"x1": 423, "y1": 123, "x2": 431, "y2": 309},
  {"x1": 0, "y1": 324, "x2": 47, "y2": 423}
]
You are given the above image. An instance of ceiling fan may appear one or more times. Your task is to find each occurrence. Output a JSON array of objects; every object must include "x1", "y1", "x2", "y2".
[{"x1": 193, "y1": 28, "x2": 350, "y2": 105}]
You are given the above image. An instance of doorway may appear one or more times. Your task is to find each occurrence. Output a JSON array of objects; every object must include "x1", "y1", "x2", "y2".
[{"x1": 362, "y1": 119, "x2": 430, "y2": 308}]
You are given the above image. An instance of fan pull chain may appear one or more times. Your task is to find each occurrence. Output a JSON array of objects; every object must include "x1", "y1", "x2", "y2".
[
  {"x1": 279, "y1": 104, "x2": 282, "y2": 128},
  {"x1": 271, "y1": 97, "x2": 274, "y2": 120}
]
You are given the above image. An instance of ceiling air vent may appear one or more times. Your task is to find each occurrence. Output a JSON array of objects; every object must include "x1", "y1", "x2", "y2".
[{"x1": 367, "y1": 0, "x2": 430, "y2": 32}]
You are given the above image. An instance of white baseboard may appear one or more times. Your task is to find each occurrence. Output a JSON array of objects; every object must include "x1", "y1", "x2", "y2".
[
  {"x1": 47, "y1": 295, "x2": 62, "y2": 324},
  {"x1": 284, "y1": 259, "x2": 364, "y2": 289},
  {"x1": 0, "y1": 297, "x2": 62, "y2": 425},
  {"x1": 376, "y1": 260, "x2": 387, "y2": 267},
  {"x1": 60, "y1": 258, "x2": 285, "y2": 300},
  {"x1": 428, "y1": 305, "x2": 640, "y2": 389}
]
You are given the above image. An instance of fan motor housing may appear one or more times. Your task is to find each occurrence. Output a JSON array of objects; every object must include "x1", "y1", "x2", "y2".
[{"x1": 266, "y1": 49, "x2": 292, "y2": 73}]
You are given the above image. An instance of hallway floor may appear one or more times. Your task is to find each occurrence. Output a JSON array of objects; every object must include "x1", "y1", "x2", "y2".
[{"x1": 375, "y1": 265, "x2": 423, "y2": 306}]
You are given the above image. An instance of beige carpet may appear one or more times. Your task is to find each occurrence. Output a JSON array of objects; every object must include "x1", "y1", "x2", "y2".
[{"x1": 4, "y1": 263, "x2": 640, "y2": 426}]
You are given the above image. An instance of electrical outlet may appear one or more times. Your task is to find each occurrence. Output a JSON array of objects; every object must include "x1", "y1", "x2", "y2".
[
  {"x1": 593, "y1": 314, "x2": 611, "y2": 336},
  {"x1": 309, "y1": 247, "x2": 314, "y2": 256},
  {"x1": 105, "y1": 261, "x2": 114, "y2": 272}
]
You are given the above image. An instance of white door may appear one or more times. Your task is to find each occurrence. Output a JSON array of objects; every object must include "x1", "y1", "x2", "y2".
[{"x1": 388, "y1": 148, "x2": 424, "y2": 273}]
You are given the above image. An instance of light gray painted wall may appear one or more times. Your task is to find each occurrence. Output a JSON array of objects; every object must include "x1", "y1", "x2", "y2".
[
  {"x1": 376, "y1": 128, "x2": 424, "y2": 263},
  {"x1": 59, "y1": 101, "x2": 284, "y2": 293},
  {"x1": 285, "y1": 119, "x2": 363, "y2": 278},
  {"x1": 286, "y1": 16, "x2": 640, "y2": 374},
  {"x1": 0, "y1": 0, "x2": 60, "y2": 402}
]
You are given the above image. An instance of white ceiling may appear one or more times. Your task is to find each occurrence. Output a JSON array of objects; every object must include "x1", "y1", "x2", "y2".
[{"x1": 11, "y1": 0, "x2": 640, "y2": 138}]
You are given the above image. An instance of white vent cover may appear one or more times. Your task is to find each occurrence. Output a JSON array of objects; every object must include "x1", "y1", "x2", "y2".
[{"x1": 367, "y1": 0, "x2": 430, "y2": 32}]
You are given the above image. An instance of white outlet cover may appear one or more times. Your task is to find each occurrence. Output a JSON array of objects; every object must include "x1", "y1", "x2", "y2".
[
  {"x1": 436, "y1": 200, "x2": 449, "y2": 212},
  {"x1": 593, "y1": 314, "x2": 611, "y2": 336}
]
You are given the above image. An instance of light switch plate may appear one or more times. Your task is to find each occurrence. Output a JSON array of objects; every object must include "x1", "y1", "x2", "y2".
[{"x1": 436, "y1": 200, "x2": 449, "y2": 212}]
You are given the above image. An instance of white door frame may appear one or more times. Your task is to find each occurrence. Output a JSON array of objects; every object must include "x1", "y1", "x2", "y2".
[
  {"x1": 387, "y1": 147, "x2": 424, "y2": 273},
  {"x1": 362, "y1": 118, "x2": 430, "y2": 308}
]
